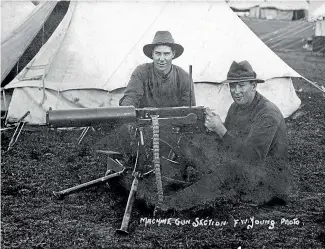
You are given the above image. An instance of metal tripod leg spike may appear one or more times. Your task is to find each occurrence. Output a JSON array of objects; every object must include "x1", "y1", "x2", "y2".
[{"x1": 116, "y1": 172, "x2": 139, "y2": 235}]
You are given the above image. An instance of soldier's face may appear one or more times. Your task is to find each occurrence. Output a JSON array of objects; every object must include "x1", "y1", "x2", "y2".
[
  {"x1": 152, "y1": 45, "x2": 175, "y2": 74},
  {"x1": 229, "y1": 81, "x2": 257, "y2": 106}
]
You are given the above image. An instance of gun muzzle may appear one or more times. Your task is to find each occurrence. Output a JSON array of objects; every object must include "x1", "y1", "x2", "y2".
[{"x1": 116, "y1": 175, "x2": 139, "y2": 235}]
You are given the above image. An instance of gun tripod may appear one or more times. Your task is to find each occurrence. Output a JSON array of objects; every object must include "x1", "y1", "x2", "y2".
[{"x1": 52, "y1": 122, "x2": 180, "y2": 234}]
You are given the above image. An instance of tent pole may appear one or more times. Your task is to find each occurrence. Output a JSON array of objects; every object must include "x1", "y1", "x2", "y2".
[{"x1": 189, "y1": 65, "x2": 192, "y2": 108}]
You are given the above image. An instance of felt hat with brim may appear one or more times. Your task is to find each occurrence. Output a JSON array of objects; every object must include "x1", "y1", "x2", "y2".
[
  {"x1": 143, "y1": 31, "x2": 184, "y2": 59},
  {"x1": 221, "y1": 60, "x2": 265, "y2": 84}
]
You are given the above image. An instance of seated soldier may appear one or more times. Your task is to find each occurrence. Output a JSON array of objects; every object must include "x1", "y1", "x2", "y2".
[
  {"x1": 119, "y1": 30, "x2": 195, "y2": 108},
  {"x1": 205, "y1": 60, "x2": 288, "y2": 167},
  {"x1": 161, "y1": 60, "x2": 292, "y2": 210},
  {"x1": 105, "y1": 31, "x2": 196, "y2": 162}
]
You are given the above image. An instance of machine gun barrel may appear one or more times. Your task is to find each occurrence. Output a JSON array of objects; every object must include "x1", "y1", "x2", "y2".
[
  {"x1": 47, "y1": 106, "x2": 206, "y2": 132},
  {"x1": 46, "y1": 106, "x2": 137, "y2": 128}
]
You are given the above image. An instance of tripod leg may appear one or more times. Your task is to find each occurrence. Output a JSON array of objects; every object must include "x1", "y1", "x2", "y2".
[
  {"x1": 116, "y1": 174, "x2": 139, "y2": 235},
  {"x1": 76, "y1": 127, "x2": 90, "y2": 146},
  {"x1": 53, "y1": 170, "x2": 124, "y2": 199}
]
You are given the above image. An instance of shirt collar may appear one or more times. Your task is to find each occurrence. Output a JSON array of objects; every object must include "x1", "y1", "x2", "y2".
[{"x1": 152, "y1": 63, "x2": 173, "y2": 79}]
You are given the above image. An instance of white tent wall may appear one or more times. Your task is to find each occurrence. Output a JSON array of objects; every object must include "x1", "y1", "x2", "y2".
[
  {"x1": 195, "y1": 77, "x2": 299, "y2": 121},
  {"x1": 7, "y1": 88, "x2": 124, "y2": 124},
  {"x1": 1, "y1": 1, "x2": 35, "y2": 40},
  {"x1": 1, "y1": 1, "x2": 57, "y2": 82},
  {"x1": 260, "y1": 8, "x2": 294, "y2": 20},
  {"x1": 315, "y1": 20, "x2": 325, "y2": 35},
  {"x1": 7, "y1": 77, "x2": 299, "y2": 124},
  {"x1": 5, "y1": 1, "x2": 302, "y2": 124},
  {"x1": 249, "y1": 6, "x2": 261, "y2": 18}
]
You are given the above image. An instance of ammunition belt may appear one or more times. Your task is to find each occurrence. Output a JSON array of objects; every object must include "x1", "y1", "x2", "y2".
[{"x1": 151, "y1": 115, "x2": 164, "y2": 212}]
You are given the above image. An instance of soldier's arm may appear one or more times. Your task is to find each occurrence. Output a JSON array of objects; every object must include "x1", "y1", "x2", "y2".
[{"x1": 119, "y1": 66, "x2": 144, "y2": 107}]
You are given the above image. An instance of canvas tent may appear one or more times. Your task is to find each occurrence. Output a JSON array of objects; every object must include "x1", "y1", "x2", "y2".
[
  {"x1": 1, "y1": 1, "x2": 35, "y2": 40},
  {"x1": 4, "y1": 1, "x2": 302, "y2": 125},
  {"x1": 309, "y1": 2, "x2": 325, "y2": 35},
  {"x1": 308, "y1": 0, "x2": 325, "y2": 21},
  {"x1": 309, "y1": 2, "x2": 325, "y2": 52},
  {"x1": 259, "y1": 0, "x2": 309, "y2": 20},
  {"x1": 1, "y1": 0, "x2": 35, "y2": 84},
  {"x1": 227, "y1": 0, "x2": 265, "y2": 18},
  {"x1": 1, "y1": 1, "x2": 57, "y2": 83}
]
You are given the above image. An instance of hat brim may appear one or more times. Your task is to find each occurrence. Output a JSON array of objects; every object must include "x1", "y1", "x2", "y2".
[
  {"x1": 143, "y1": 43, "x2": 184, "y2": 59},
  {"x1": 221, "y1": 78, "x2": 265, "y2": 84}
]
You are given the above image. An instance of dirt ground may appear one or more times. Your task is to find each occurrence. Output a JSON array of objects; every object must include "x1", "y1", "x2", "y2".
[
  {"x1": 242, "y1": 17, "x2": 314, "y2": 52},
  {"x1": 1, "y1": 6, "x2": 325, "y2": 249}
]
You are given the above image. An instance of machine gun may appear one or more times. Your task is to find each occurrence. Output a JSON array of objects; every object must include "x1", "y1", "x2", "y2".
[
  {"x1": 46, "y1": 106, "x2": 205, "y2": 131},
  {"x1": 48, "y1": 106, "x2": 206, "y2": 234}
]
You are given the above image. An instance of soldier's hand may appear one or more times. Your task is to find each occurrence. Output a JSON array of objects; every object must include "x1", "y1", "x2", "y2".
[{"x1": 204, "y1": 108, "x2": 227, "y2": 138}]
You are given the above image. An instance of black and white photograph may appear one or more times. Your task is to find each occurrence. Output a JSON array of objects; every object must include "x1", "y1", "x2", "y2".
[{"x1": 1, "y1": 0, "x2": 325, "y2": 248}]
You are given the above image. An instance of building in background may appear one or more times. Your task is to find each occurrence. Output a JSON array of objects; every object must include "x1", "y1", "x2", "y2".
[
  {"x1": 309, "y1": 2, "x2": 325, "y2": 52},
  {"x1": 227, "y1": 0, "x2": 265, "y2": 18},
  {"x1": 259, "y1": 0, "x2": 309, "y2": 20}
]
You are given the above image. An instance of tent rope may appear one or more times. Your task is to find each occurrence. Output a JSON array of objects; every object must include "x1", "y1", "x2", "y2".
[
  {"x1": 268, "y1": 25, "x2": 313, "y2": 50},
  {"x1": 260, "y1": 21, "x2": 309, "y2": 41},
  {"x1": 259, "y1": 21, "x2": 297, "y2": 40},
  {"x1": 264, "y1": 22, "x2": 312, "y2": 46},
  {"x1": 301, "y1": 77, "x2": 325, "y2": 93}
]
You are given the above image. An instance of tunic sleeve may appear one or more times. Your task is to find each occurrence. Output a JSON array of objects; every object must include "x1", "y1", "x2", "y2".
[
  {"x1": 222, "y1": 109, "x2": 282, "y2": 162},
  {"x1": 119, "y1": 66, "x2": 145, "y2": 107}
]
